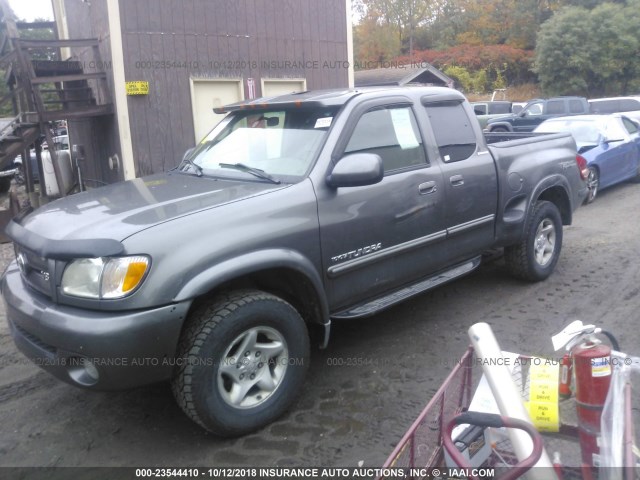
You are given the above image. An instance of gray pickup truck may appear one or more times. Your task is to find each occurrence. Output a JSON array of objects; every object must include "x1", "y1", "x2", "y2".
[{"x1": 1, "y1": 86, "x2": 587, "y2": 436}]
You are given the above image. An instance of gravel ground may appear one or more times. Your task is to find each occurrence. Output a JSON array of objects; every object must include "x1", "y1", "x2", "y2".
[{"x1": 0, "y1": 179, "x2": 639, "y2": 475}]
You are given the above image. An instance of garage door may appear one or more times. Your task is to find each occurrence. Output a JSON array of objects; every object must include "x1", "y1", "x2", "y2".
[
  {"x1": 190, "y1": 79, "x2": 244, "y2": 142},
  {"x1": 261, "y1": 79, "x2": 307, "y2": 97}
]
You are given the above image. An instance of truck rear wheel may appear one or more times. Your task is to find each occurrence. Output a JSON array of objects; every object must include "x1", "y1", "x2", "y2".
[
  {"x1": 171, "y1": 289, "x2": 309, "y2": 437},
  {"x1": 504, "y1": 200, "x2": 562, "y2": 282}
]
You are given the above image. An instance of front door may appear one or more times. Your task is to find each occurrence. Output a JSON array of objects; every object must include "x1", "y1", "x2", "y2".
[{"x1": 316, "y1": 102, "x2": 447, "y2": 311}]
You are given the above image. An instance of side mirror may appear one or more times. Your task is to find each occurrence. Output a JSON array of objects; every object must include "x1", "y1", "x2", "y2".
[
  {"x1": 265, "y1": 117, "x2": 280, "y2": 127},
  {"x1": 326, "y1": 153, "x2": 383, "y2": 188}
]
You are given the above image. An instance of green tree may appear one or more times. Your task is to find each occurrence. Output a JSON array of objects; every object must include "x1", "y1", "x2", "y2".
[
  {"x1": 589, "y1": 1, "x2": 640, "y2": 94},
  {"x1": 534, "y1": 2, "x2": 640, "y2": 96},
  {"x1": 412, "y1": 0, "x2": 467, "y2": 49},
  {"x1": 0, "y1": 18, "x2": 57, "y2": 116}
]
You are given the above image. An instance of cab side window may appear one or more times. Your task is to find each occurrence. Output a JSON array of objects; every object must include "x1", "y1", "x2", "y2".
[
  {"x1": 473, "y1": 104, "x2": 488, "y2": 115},
  {"x1": 523, "y1": 102, "x2": 543, "y2": 116},
  {"x1": 344, "y1": 106, "x2": 427, "y2": 173},
  {"x1": 620, "y1": 99, "x2": 640, "y2": 112},
  {"x1": 569, "y1": 99, "x2": 585, "y2": 113},
  {"x1": 622, "y1": 117, "x2": 638, "y2": 135},
  {"x1": 547, "y1": 100, "x2": 564, "y2": 115},
  {"x1": 424, "y1": 102, "x2": 477, "y2": 162}
]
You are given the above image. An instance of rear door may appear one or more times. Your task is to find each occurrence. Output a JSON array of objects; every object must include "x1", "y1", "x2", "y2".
[
  {"x1": 422, "y1": 98, "x2": 498, "y2": 264},
  {"x1": 316, "y1": 99, "x2": 447, "y2": 311}
]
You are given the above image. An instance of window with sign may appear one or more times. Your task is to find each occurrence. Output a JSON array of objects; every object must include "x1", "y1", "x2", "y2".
[{"x1": 344, "y1": 106, "x2": 427, "y2": 173}]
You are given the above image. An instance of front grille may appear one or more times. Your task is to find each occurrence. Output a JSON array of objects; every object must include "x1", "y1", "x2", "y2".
[{"x1": 15, "y1": 245, "x2": 53, "y2": 298}]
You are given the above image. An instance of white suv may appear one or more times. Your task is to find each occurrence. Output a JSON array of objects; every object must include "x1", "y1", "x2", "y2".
[{"x1": 589, "y1": 96, "x2": 640, "y2": 122}]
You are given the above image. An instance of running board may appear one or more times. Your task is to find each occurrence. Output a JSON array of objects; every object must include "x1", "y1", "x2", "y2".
[{"x1": 331, "y1": 256, "x2": 482, "y2": 320}]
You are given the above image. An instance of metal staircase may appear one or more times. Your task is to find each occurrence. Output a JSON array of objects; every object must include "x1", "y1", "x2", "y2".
[{"x1": 0, "y1": 0, "x2": 113, "y2": 201}]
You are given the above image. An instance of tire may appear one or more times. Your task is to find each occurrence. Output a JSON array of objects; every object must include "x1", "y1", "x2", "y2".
[
  {"x1": 172, "y1": 289, "x2": 310, "y2": 437},
  {"x1": 490, "y1": 126, "x2": 509, "y2": 133},
  {"x1": 504, "y1": 200, "x2": 563, "y2": 282},
  {"x1": 584, "y1": 166, "x2": 599, "y2": 204}
]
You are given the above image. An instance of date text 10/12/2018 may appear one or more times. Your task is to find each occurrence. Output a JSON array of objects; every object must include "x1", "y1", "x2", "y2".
[{"x1": 134, "y1": 467, "x2": 496, "y2": 478}]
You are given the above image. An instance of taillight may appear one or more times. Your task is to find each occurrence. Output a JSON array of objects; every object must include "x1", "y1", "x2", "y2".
[{"x1": 576, "y1": 154, "x2": 588, "y2": 181}]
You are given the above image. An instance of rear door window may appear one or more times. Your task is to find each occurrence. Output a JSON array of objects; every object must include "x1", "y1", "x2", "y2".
[
  {"x1": 590, "y1": 100, "x2": 619, "y2": 114},
  {"x1": 424, "y1": 102, "x2": 477, "y2": 162},
  {"x1": 492, "y1": 103, "x2": 512, "y2": 114},
  {"x1": 546, "y1": 100, "x2": 564, "y2": 115}
]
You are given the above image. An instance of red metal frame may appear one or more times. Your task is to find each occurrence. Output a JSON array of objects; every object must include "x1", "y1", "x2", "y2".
[
  {"x1": 381, "y1": 346, "x2": 474, "y2": 470},
  {"x1": 378, "y1": 346, "x2": 637, "y2": 480}
]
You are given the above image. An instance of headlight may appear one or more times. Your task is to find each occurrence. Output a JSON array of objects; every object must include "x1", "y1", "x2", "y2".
[{"x1": 62, "y1": 256, "x2": 150, "y2": 299}]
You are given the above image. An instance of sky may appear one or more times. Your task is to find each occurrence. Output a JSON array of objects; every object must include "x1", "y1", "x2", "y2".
[{"x1": 8, "y1": 0, "x2": 54, "y2": 21}]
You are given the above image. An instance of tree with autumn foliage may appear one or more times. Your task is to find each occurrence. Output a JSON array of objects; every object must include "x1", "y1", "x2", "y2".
[
  {"x1": 353, "y1": 0, "x2": 430, "y2": 59},
  {"x1": 353, "y1": 12, "x2": 401, "y2": 65},
  {"x1": 352, "y1": 0, "x2": 556, "y2": 91},
  {"x1": 353, "y1": 0, "x2": 640, "y2": 96},
  {"x1": 394, "y1": 44, "x2": 535, "y2": 94}
]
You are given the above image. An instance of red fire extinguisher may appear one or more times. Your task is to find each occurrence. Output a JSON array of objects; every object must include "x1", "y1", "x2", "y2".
[{"x1": 552, "y1": 321, "x2": 620, "y2": 468}]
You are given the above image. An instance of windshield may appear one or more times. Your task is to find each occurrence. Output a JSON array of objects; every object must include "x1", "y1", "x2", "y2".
[
  {"x1": 185, "y1": 108, "x2": 339, "y2": 182},
  {"x1": 536, "y1": 119, "x2": 602, "y2": 146}
]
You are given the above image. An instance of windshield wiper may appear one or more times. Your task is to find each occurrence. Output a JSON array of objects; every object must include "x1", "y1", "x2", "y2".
[
  {"x1": 219, "y1": 163, "x2": 281, "y2": 184},
  {"x1": 179, "y1": 157, "x2": 203, "y2": 177}
]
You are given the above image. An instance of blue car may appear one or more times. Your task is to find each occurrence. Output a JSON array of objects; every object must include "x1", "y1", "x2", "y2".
[{"x1": 534, "y1": 114, "x2": 640, "y2": 203}]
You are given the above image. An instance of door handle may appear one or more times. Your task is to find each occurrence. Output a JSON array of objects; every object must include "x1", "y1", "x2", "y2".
[
  {"x1": 450, "y1": 175, "x2": 464, "y2": 187},
  {"x1": 419, "y1": 181, "x2": 437, "y2": 194}
]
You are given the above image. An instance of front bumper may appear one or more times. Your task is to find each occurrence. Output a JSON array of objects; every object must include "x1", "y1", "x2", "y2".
[{"x1": 1, "y1": 262, "x2": 192, "y2": 390}]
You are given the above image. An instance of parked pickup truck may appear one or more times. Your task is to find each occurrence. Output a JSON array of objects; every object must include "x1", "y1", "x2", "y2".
[
  {"x1": 486, "y1": 96, "x2": 589, "y2": 133},
  {"x1": 1, "y1": 87, "x2": 588, "y2": 437},
  {"x1": 471, "y1": 100, "x2": 513, "y2": 129}
]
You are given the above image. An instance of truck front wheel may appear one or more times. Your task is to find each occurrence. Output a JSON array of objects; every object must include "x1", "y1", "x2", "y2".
[
  {"x1": 504, "y1": 200, "x2": 563, "y2": 282},
  {"x1": 171, "y1": 290, "x2": 310, "y2": 437}
]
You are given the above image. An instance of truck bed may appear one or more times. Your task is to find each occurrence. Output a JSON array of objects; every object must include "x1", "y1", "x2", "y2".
[{"x1": 484, "y1": 131, "x2": 548, "y2": 144}]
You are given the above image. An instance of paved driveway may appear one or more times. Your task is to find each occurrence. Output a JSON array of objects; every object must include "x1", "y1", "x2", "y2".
[{"x1": 1, "y1": 180, "x2": 639, "y2": 470}]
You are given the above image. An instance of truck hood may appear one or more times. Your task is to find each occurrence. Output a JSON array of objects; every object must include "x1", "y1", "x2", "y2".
[{"x1": 15, "y1": 173, "x2": 287, "y2": 244}]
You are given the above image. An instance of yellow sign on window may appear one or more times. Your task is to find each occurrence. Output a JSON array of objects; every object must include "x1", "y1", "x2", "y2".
[{"x1": 126, "y1": 81, "x2": 149, "y2": 95}]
